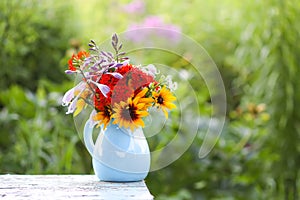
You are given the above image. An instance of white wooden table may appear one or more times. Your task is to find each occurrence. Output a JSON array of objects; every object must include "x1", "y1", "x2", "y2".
[{"x1": 0, "y1": 175, "x2": 153, "y2": 200}]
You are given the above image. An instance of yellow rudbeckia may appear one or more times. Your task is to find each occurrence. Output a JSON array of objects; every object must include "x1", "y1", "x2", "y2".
[
  {"x1": 112, "y1": 93, "x2": 149, "y2": 131},
  {"x1": 93, "y1": 105, "x2": 112, "y2": 130},
  {"x1": 152, "y1": 86, "x2": 176, "y2": 118}
]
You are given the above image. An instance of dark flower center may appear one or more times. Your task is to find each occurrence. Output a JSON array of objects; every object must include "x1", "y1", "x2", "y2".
[
  {"x1": 157, "y1": 96, "x2": 164, "y2": 104},
  {"x1": 104, "y1": 106, "x2": 111, "y2": 117},
  {"x1": 129, "y1": 106, "x2": 137, "y2": 120},
  {"x1": 121, "y1": 105, "x2": 138, "y2": 121}
]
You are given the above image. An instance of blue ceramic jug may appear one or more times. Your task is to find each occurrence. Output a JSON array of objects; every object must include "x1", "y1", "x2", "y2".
[{"x1": 83, "y1": 120, "x2": 150, "y2": 182}]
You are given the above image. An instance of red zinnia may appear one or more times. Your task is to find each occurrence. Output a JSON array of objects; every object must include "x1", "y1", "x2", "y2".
[
  {"x1": 116, "y1": 64, "x2": 133, "y2": 75},
  {"x1": 93, "y1": 64, "x2": 155, "y2": 110},
  {"x1": 130, "y1": 67, "x2": 155, "y2": 91}
]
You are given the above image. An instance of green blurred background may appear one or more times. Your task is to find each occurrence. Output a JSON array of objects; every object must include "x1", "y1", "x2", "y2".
[{"x1": 0, "y1": 0, "x2": 299, "y2": 199}]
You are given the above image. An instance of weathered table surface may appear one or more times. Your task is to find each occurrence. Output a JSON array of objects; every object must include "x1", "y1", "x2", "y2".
[{"x1": 0, "y1": 175, "x2": 153, "y2": 200}]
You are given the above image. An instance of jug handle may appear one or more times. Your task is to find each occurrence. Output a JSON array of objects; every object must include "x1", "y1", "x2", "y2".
[{"x1": 83, "y1": 119, "x2": 95, "y2": 155}]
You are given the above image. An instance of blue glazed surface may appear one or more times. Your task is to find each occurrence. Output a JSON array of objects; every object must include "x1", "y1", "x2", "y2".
[
  {"x1": 84, "y1": 120, "x2": 150, "y2": 182},
  {"x1": 92, "y1": 158, "x2": 149, "y2": 182}
]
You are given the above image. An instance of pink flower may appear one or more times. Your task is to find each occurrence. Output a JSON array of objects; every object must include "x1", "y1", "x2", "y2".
[
  {"x1": 123, "y1": 0, "x2": 145, "y2": 14},
  {"x1": 126, "y1": 16, "x2": 181, "y2": 43}
]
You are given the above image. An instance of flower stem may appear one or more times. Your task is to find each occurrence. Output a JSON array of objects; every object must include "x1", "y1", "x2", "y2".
[{"x1": 79, "y1": 69, "x2": 96, "y2": 95}]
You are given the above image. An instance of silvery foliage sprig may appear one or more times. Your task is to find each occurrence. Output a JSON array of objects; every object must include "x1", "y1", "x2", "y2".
[
  {"x1": 84, "y1": 33, "x2": 129, "y2": 80},
  {"x1": 79, "y1": 34, "x2": 128, "y2": 98}
]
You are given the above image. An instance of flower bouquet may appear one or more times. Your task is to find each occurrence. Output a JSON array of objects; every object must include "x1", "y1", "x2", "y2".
[{"x1": 62, "y1": 33, "x2": 177, "y2": 181}]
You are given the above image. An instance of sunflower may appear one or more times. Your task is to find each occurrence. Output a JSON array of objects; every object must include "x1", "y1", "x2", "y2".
[
  {"x1": 112, "y1": 90, "x2": 150, "y2": 131},
  {"x1": 152, "y1": 86, "x2": 176, "y2": 118},
  {"x1": 93, "y1": 105, "x2": 112, "y2": 129}
]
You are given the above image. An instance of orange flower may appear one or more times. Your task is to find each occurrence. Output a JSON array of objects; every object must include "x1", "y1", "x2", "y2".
[{"x1": 68, "y1": 51, "x2": 90, "y2": 71}]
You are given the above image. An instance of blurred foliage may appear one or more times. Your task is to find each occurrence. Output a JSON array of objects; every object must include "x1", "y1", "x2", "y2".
[
  {"x1": 0, "y1": 0, "x2": 75, "y2": 90},
  {"x1": 229, "y1": 0, "x2": 300, "y2": 199},
  {"x1": 0, "y1": 81, "x2": 91, "y2": 174},
  {"x1": 0, "y1": 0, "x2": 299, "y2": 199}
]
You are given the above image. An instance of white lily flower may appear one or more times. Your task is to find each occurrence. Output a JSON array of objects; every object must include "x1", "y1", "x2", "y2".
[
  {"x1": 62, "y1": 82, "x2": 84, "y2": 105},
  {"x1": 143, "y1": 64, "x2": 159, "y2": 77},
  {"x1": 165, "y1": 75, "x2": 177, "y2": 91},
  {"x1": 62, "y1": 87, "x2": 75, "y2": 106},
  {"x1": 62, "y1": 81, "x2": 86, "y2": 114},
  {"x1": 88, "y1": 80, "x2": 110, "y2": 97},
  {"x1": 106, "y1": 72, "x2": 123, "y2": 79}
]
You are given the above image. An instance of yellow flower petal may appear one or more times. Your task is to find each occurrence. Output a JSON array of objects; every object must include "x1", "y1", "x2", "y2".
[
  {"x1": 93, "y1": 106, "x2": 112, "y2": 129},
  {"x1": 73, "y1": 99, "x2": 86, "y2": 117},
  {"x1": 162, "y1": 107, "x2": 168, "y2": 119},
  {"x1": 152, "y1": 86, "x2": 176, "y2": 119},
  {"x1": 112, "y1": 97, "x2": 147, "y2": 131},
  {"x1": 164, "y1": 102, "x2": 177, "y2": 109}
]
